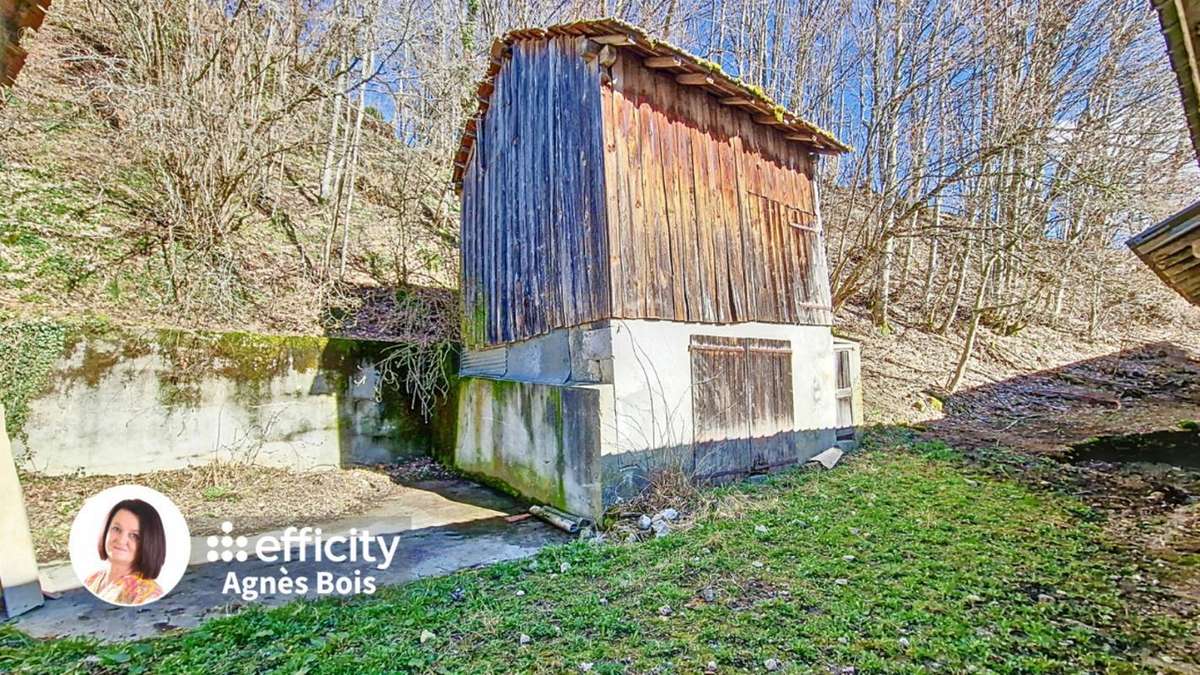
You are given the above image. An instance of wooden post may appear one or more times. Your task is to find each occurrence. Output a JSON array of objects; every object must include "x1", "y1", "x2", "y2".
[{"x1": 0, "y1": 405, "x2": 43, "y2": 617}]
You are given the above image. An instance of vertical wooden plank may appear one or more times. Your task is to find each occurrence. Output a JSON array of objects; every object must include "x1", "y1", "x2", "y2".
[
  {"x1": 507, "y1": 46, "x2": 522, "y2": 343},
  {"x1": 549, "y1": 40, "x2": 571, "y2": 331},
  {"x1": 695, "y1": 93, "x2": 731, "y2": 322},
  {"x1": 583, "y1": 43, "x2": 611, "y2": 323},
  {"x1": 651, "y1": 71, "x2": 689, "y2": 321},
  {"x1": 669, "y1": 103, "x2": 701, "y2": 322},
  {"x1": 617, "y1": 53, "x2": 648, "y2": 318},
  {"x1": 684, "y1": 91, "x2": 714, "y2": 322},
  {"x1": 599, "y1": 48, "x2": 626, "y2": 319},
  {"x1": 537, "y1": 41, "x2": 552, "y2": 336},
  {"x1": 635, "y1": 66, "x2": 674, "y2": 319},
  {"x1": 713, "y1": 105, "x2": 746, "y2": 322},
  {"x1": 766, "y1": 134, "x2": 791, "y2": 322},
  {"x1": 743, "y1": 121, "x2": 769, "y2": 324}
]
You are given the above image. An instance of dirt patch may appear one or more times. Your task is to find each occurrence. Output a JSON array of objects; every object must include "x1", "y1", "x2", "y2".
[{"x1": 20, "y1": 463, "x2": 400, "y2": 563}]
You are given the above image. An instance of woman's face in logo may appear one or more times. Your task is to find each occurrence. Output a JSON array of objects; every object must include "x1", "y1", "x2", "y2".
[{"x1": 105, "y1": 509, "x2": 141, "y2": 567}]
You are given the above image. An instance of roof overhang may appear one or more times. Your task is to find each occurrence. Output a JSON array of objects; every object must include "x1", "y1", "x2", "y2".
[
  {"x1": 1128, "y1": 1, "x2": 1200, "y2": 305},
  {"x1": 1127, "y1": 198, "x2": 1200, "y2": 305},
  {"x1": 451, "y1": 18, "x2": 850, "y2": 192},
  {"x1": 1154, "y1": 0, "x2": 1200, "y2": 162}
]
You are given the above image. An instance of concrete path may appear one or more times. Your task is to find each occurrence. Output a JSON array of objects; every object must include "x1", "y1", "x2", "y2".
[{"x1": 8, "y1": 479, "x2": 567, "y2": 642}]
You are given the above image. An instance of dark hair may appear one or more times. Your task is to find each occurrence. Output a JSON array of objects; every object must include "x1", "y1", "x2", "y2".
[{"x1": 97, "y1": 499, "x2": 166, "y2": 579}]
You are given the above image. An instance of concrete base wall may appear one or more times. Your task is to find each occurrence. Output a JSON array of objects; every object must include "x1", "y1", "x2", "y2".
[
  {"x1": 13, "y1": 330, "x2": 437, "y2": 476},
  {"x1": 457, "y1": 320, "x2": 857, "y2": 516},
  {"x1": 454, "y1": 377, "x2": 604, "y2": 517}
]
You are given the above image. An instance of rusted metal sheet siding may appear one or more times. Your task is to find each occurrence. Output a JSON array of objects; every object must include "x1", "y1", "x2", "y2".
[
  {"x1": 460, "y1": 38, "x2": 610, "y2": 348},
  {"x1": 602, "y1": 52, "x2": 834, "y2": 327}
]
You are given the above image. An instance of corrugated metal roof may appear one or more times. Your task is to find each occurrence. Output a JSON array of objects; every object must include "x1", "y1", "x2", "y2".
[{"x1": 451, "y1": 17, "x2": 850, "y2": 191}]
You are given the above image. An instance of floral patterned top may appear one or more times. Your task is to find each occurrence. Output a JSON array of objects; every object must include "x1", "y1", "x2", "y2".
[{"x1": 84, "y1": 567, "x2": 164, "y2": 606}]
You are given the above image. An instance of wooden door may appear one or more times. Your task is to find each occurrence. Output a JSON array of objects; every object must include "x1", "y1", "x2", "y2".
[
  {"x1": 690, "y1": 335, "x2": 749, "y2": 477},
  {"x1": 690, "y1": 335, "x2": 794, "y2": 477},
  {"x1": 745, "y1": 338, "x2": 795, "y2": 469}
]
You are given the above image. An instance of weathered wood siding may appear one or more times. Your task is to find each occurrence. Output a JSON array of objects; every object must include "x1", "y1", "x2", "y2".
[
  {"x1": 601, "y1": 51, "x2": 834, "y2": 326},
  {"x1": 460, "y1": 38, "x2": 610, "y2": 348}
]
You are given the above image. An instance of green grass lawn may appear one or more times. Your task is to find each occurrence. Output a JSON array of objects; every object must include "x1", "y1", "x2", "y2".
[{"x1": 1, "y1": 445, "x2": 1190, "y2": 673}]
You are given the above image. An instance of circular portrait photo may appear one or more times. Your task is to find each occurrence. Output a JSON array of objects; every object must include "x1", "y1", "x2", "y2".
[{"x1": 68, "y1": 485, "x2": 190, "y2": 607}]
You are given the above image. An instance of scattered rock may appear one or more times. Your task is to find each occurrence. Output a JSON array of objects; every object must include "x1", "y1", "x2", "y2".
[
  {"x1": 599, "y1": 597, "x2": 609, "y2": 605},
  {"x1": 419, "y1": 629, "x2": 436, "y2": 644},
  {"x1": 658, "y1": 605, "x2": 674, "y2": 616},
  {"x1": 842, "y1": 555, "x2": 856, "y2": 562},
  {"x1": 752, "y1": 561, "x2": 765, "y2": 568},
  {"x1": 838, "y1": 637, "x2": 849, "y2": 645},
  {"x1": 849, "y1": 527, "x2": 861, "y2": 535},
  {"x1": 652, "y1": 520, "x2": 671, "y2": 538},
  {"x1": 560, "y1": 562, "x2": 571, "y2": 573},
  {"x1": 755, "y1": 525, "x2": 769, "y2": 534},
  {"x1": 764, "y1": 657, "x2": 781, "y2": 671},
  {"x1": 834, "y1": 578, "x2": 849, "y2": 586},
  {"x1": 1037, "y1": 593, "x2": 1055, "y2": 604},
  {"x1": 701, "y1": 587, "x2": 717, "y2": 602},
  {"x1": 450, "y1": 587, "x2": 465, "y2": 602},
  {"x1": 515, "y1": 590, "x2": 526, "y2": 597},
  {"x1": 638, "y1": 515, "x2": 653, "y2": 530},
  {"x1": 706, "y1": 660, "x2": 719, "y2": 673},
  {"x1": 899, "y1": 637, "x2": 910, "y2": 648},
  {"x1": 519, "y1": 633, "x2": 531, "y2": 645},
  {"x1": 655, "y1": 508, "x2": 680, "y2": 522},
  {"x1": 579, "y1": 663, "x2": 594, "y2": 672}
]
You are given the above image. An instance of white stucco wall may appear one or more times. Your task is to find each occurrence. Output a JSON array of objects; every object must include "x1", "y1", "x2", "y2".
[{"x1": 606, "y1": 320, "x2": 838, "y2": 456}]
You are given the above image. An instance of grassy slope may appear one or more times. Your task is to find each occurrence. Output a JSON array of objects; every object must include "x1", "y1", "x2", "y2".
[{"x1": 1, "y1": 443, "x2": 1190, "y2": 673}]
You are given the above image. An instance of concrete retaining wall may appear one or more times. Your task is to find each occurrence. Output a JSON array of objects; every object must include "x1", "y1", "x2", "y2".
[
  {"x1": 13, "y1": 329, "x2": 440, "y2": 475},
  {"x1": 454, "y1": 377, "x2": 605, "y2": 517}
]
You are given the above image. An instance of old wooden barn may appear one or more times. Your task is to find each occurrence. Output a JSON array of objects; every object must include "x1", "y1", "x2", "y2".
[{"x1": 451, "y1": 19, "x2": 862, "y2": 518}]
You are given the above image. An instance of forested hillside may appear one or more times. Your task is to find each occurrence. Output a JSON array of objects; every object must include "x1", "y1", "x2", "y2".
[{"x1": 2, "y1": 0, "x2": 1198, "y2": 370}]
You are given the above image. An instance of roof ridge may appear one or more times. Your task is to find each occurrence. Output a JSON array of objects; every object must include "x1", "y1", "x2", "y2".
[{"x1": 451, "y1": 18, "x2": 850, "y2": 190}]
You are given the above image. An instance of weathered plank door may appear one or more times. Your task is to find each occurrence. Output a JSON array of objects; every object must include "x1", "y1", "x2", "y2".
[
  {"x1": 745, "y1": 338, "x2": 795, "y2": 469},
  {"x1": 690, "y1": 336, "x2": 749, "y2": 477},
  {"x1": 690, "y1": 335, "x2": 794, "y2": 477}
]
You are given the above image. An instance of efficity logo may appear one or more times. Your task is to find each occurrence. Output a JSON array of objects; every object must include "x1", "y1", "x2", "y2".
[{"x1": 207, "y1": 521, "x2": 405, "y2": 602}]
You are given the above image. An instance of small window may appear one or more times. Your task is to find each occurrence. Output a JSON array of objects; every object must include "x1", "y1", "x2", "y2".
[{"x1": 833, "y1": 348, "x2": 855, "y2": 440}]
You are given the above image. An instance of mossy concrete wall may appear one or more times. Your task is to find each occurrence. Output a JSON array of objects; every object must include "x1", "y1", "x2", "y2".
[
  {"x1": 454, "y1": 377, "x2": 604, "y2": 517},
  {"x1": 12, "y1": 328, "x2": 443, "y2": 475}
]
